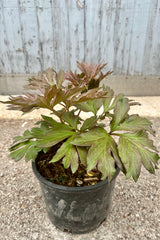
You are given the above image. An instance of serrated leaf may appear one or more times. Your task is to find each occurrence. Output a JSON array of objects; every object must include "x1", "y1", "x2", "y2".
[
  {"x1": 60, "y1": 144, "x2": 79, "y2": 173},
  {"x1": 77, "y1": 146, "x2": 87, "y2": 166},
  {"x1": 56, "y1": 69, "x2": 64, "y2": 88},
  {"x1": 118, "y1": 137, "x2": 142, "y2": 181},
  {"x1": 81, "y1": 116, "x2": 97, "y2": 131},
  {"x1": 25, "y1": 146, "x2": 41, "y2": 162},
  {"x1": 75, "y1": 101, "x2": 96, "y2": 114},
  {"x1": 103, "y1": 86, "x2": 114, "y2": 112},
  {"x1": 120, "y1": 131, "x2": 157, "y2": 151},
  {"x1": 87, "y1": 140, "x2": 105, "y2": 172},
  {"x1": 50, "y1": 137, "x2": 74, "y2": 163},
  {"x1": 139, "y1": 148, "x2": 159, "y2": 174},
  {"x1": 87, "y1": 137, "x2": 116, "y2": 181},
  {"x1": 108, "y1": 135, "x2": 126, "y2": 173},
  {"x1": 70, "y1": 146, "x2": 79, "y2": 173},
  {"x1": 31, "y1": 127, "x2": 48, "y2": 138},
  {"x1": 98, "y1": 148, "x2": 116, "y2": 181},
  {"x1": 9, "y1": 143, "x2": 32, "y2": 162},
  {"x1": 114, "y1": 114, "x2": 155, "y2": 135},
  {"x1": 118, "y1": 131, "x2": 160, "y2": 181},
  {"x1": 36, "y1": 130, "x2": 74, "y2": 147},
  {"x1": 111, "y1": 98, "x2": 130, "y2": 131},
  {"x1": 109, "y1": 93, "x2": 124, "y2": 110},
  {"x1": 45, "y1": 68, "x2": 55, "y2": 86},
  {"x1": 10, "y1": 140, "x2": 30, "y2": 151},
  {"x1": 41, "y1": 115, "x2": 73, "y2": 130},
  {"x1": 71, "y1": 127, "x2": 107, "y2": 146},
  {"x1": 62, "y1": 111, "x2": 80, "y2": 129},
  {"x1": 13, "y1": 130, "x2": 33, "y2": 143}
]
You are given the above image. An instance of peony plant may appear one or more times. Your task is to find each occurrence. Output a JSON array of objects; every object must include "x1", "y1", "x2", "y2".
[{"x1": 1, "y1": 62, "x2": 159, "y2": 183}]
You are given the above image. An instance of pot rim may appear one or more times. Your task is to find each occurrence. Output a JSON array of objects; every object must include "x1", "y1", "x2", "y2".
[{"x1": 32, "y1": 160, "x2": 120, "y2": 192}]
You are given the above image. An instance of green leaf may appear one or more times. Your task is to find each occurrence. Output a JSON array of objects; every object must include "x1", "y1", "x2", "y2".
[
  {"x1": 87, "y1": 140, "x2": 106, "y2": 172},
  {"x1": 10, "y1": 140, "x2": 30, "y2": 151},
  {"x1": 36, "y1": 129, "x2": 75, "y2": 147},
  {"x1": 75, "y1": 100, "x2": 97, "y2": 114},
  {"x1": 93, "y1": 98, "x2": 104, "y2": 111},
  {"x1": 114, "y1": 114, "x2": 155, "y2": 135},
  {"x1": 103, "y1": 86, "x2": 114, "y2": 112},
  {"x1": 111, "y1": 98, "x2": 130, "y2": 131},
  {"x1": 71, "y1": 127, "x2": 107, "y2": 146},
  {"x1": 13, "y1": 130, "x2": 33, "y2": 143},
  {"x1": 60, "y1": 144, "x2": 79, "y2": 173},
  {"x1": 98, "y1": 147, "x2": 116, "y2": 181},
  {"x1": 118, "y1": 136, "x2": 142, "y2": 181},
  {"x1": 25, "y1": 146, "x2": 41, "y2": 162},
  {"x1": 41, "y1": 115, "x2": 73, "y2": 130},
  {"x1": 69, "y1": 145, "x2": 79, "y2": 173},
  {"x1": 50, "y1": 137, "x2": 74, "y2": 163},
  {"x1": 77, "y1": 146, "x2": 87, "y2": 166},
  {"x1": 109, "y1": 93, "x2": 124, "y2": 110},
  {"x1": 118, "y1": 131, "x2": 160, "y2": 181},
  {"x1": 120, "y1": 131, "x2": 157, "y2": 151},
  {"x1": 108, "y1": 135, "x2": 126, "y2": 173},
  {"x1": 31, "y1": 127, "x2": 48, "y2": 138},
  {"x1": 62, "y1": 111, "x2": 80, "y2": 129},
  {"x1": 87, "y1": 137, "x2": 116, "y2": 181},
  {"x1": 81, "y1": 116, "x2": 97, "y2": 131},
  {"x1": 97, "y1": 123, "x2": 106, "y2": 128},
  {"x1": 9, "y1": 143, "x2": 32, "y2": 162}
]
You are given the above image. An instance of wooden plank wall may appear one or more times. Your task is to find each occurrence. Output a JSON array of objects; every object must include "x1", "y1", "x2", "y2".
[{"x1": 0, "y1": 0, "x2": 160, "y2": 95}]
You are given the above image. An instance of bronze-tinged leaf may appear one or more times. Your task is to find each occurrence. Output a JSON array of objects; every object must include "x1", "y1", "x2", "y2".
[
  {"x1": 56, "y1": 69, "x2": 65, "y2": 88},
  {"x1": 2, "y1": 94, "x2": 50, "y2": 113},
  {"x1": 45, "y1": 68, "x2": 56, "y2": 85},
  {"x1": 65, "y1": 70, "x2": 82, "y2": 86},
  {"x1": 73, "y1": 88, "x2": 107, "y2": 104},
  {"x1": 114, "y1": 114, "x2": 155, "y2": 135},
  {"x1": 77, "y1": 62, "x2": 107, "y2": 80},
  {"x1": 118, "y1": 131, "x2": 160, "y2": 182},
  {"x1": 25, "y1": 68, "x2": 56, "y2": 92}
]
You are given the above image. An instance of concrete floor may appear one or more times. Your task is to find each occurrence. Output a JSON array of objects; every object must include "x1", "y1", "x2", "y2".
[{"x1": 0, "y1": 96, "x2": 160, "y2": 240}]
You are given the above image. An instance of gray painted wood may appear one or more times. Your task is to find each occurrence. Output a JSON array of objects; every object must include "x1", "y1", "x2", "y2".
[{"x1": 0, "y1": 0, "x2": 160, "y2": 95}]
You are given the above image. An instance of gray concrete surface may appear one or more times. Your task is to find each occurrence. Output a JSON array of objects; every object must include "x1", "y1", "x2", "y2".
[{"x1": 0, "y1": 97, "x2": 160, "y2": 240}]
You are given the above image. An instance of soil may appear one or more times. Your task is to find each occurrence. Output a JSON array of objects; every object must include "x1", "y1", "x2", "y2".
[{"x1": 36, "y1": 143, "x2": 102, "y2": 187}]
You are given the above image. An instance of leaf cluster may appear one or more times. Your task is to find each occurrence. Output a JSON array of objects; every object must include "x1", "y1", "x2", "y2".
[{"x1": 2, "y1": 62, "x2": 159, "y2": 182}]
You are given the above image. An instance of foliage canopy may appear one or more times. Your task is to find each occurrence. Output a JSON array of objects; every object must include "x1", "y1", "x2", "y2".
[{"x1": 2, "y1": 62, "x2": 159, "y2": 182}]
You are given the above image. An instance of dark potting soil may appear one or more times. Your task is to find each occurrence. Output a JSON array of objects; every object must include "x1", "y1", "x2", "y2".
[{"x1": 36, "y1": 143, "x2": 102, "y2": 187}]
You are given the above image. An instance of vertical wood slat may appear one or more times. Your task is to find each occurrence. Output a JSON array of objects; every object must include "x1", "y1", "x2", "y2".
[
  {"x1": 0, "y1": 0, "x2": 160, "y2": 76},
  {"x1": 50, "y1": 0, "x2": 84, "y2": 71}
]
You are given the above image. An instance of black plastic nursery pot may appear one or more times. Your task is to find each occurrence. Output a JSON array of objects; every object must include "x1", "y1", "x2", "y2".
[{"x1": 32, "y1": 161, "x2": 120, "y2": 234}]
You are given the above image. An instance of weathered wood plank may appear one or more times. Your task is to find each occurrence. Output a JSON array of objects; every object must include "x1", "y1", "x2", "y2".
[
  {"x1": 17, "y1": 0, "x2": 41, "y2": 73},
  {"x1": 0, "y1": 0, "x2": 160, "y2": 96},
  {"x1": 84, "y1": 0, "x2": 158, "y2": 75},
  {"x1": 50, "y1": 0, "x2": 84, "y2": 71},
  {"x1": 0, "y1": 0, "x2": 26, "y2": 73}
]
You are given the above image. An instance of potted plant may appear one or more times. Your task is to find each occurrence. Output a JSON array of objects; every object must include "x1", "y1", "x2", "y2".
[{"x1": 1, "y1": 62, "x2": 159, "y2": 234}]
